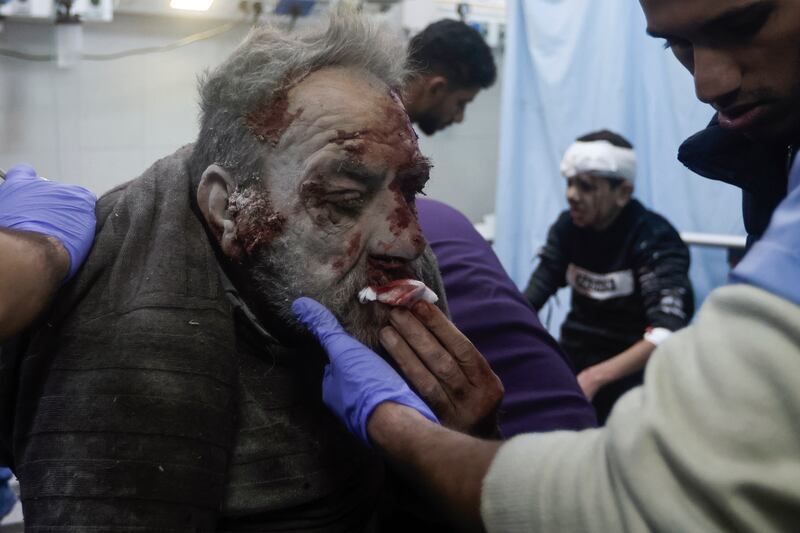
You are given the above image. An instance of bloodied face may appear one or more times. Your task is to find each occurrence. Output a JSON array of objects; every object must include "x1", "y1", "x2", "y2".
[
  {"x1": 565, "y1": 173, "x2": 631, "y2": 230},
  {"x1": 231, "y1": 67, "x2": 431, "y2": 348}
]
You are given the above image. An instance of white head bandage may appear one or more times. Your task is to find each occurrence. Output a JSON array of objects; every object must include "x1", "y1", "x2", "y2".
[{"x1": 560, "y1": 140, "x2": 637, "y2": 183}]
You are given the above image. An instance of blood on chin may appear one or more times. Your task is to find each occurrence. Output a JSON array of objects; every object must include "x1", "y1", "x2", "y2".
[{"x1": 366, "y1": 260, "x2": 416, "y2": 286}]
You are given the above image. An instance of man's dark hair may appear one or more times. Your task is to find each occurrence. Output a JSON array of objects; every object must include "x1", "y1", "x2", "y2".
[
  {"x1": 577, "y1": 130, "x2": 634, "y2": 149},
  {"x1": 408, "y1": 19, "x2": 496, "y2": 89}
]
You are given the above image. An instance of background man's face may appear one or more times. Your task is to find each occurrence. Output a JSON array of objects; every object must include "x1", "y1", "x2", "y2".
[
  {"x1": 641, "y1": 0, "x2": 800, "y2": 143},
  {"x1": 235, "y1": 67, "x2": 430, "y2": 347},
  {"x1": 566, "y1": 173, "x2": 629, "y2": 230},
  {"x1": 416, "y1": 85, "x2": 479, "y2": 135}
]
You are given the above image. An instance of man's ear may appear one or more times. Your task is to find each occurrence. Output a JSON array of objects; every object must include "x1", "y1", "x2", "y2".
[
  {"x1": 617, "y1": 182, "x2": 634, "y2": 206},
  {"x1": 196, "y1": 164, "x2": 244, "y2": 261},
  {"x1": 425, "y1": 75, "x2": 449, "y2": 98}
]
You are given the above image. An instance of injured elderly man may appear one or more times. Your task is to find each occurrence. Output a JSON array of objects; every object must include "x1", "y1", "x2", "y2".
[{"x1": 0, "y1": 10, "x2": 501, "y2": 531}]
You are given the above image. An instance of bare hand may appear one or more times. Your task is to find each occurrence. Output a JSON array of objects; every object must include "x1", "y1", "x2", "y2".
[{"x1": 378, "y1": 300, "x2": 504, "y2": 437}]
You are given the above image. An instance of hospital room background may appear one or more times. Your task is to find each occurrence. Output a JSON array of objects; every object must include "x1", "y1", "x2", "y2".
[{"x1": 0, "y1": 0, "x2": 744, "y2": 338}]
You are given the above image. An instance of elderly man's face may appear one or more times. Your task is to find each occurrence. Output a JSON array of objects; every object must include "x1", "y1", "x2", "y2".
[
  {"x1": 641, "y1": 0, "x2": 800, "y2": 143},
  {"x1": 231, "y1": 67, "x2": 430, "y2": 347}
]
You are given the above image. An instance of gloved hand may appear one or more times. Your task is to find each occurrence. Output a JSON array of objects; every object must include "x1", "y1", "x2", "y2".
[
  {"x1": 293, "y1": 297, "x2": 439, "y2": 445},
  {"x1": 0, "y1": 164, "x2": 97, "y2": 281}
]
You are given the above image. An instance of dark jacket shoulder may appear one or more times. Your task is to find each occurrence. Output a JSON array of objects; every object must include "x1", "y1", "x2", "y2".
[{"x1": 679, "y1": 116, "x2": 790, "y2": 242}]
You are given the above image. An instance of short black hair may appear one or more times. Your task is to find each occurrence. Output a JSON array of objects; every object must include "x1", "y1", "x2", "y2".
[
  {"x1": 408, "y1": 19, "x2": 497, "y2": 89},
  {"x1": 576, "y1": 129, "x2": 633, "y2": 149}
]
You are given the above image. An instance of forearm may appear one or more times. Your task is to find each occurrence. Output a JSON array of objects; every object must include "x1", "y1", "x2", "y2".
[
  {"x1": 583, "y1": 339, "x2": 655, "y2": 388},
  {"x1": 523, "y1": 267, "x2": 560, "y2": 311},
  {"x1": 369, "y1": 402, "x2": 502, "y2": 533},
  {"x1": 0, "y1": 227, "x2": 69, "y2": 340}
]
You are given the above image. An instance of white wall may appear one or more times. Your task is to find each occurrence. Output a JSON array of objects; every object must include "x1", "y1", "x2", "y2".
[
  {"x1": 0, "y1": 15, "x2": 249, "y2": 192},
  {"x1": 0, "y1": 14, "x2": 501, "y2": 222}
]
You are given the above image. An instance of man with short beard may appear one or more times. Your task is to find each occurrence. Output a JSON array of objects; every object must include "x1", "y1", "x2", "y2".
[
  {"x1": 0, "y1": 11, "x2": 500, "y2": 531},
  {"x1": 403, "y1": 19, "x2": 496, "y2": 136}
]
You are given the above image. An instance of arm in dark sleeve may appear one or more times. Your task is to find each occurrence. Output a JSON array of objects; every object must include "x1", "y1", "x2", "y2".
[
  {"x1": 523, "y1": 216, "x2": 570, "y2": 311},
  {"x1": 635, "y1": 221, "x2": 695, "y2": 332}
]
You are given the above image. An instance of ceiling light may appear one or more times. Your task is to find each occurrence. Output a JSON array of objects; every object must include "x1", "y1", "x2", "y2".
[{"x1": 170, "y1": 0, "x2": 214, "y2": 11}]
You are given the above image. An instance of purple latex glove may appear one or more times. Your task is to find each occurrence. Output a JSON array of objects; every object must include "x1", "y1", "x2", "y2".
[
  {"x1": 0, "y1": 164, "x2": 96, "y2": 281},
  {"x1": 293, "y1": 297, "x2": 439, "y2": 445}
]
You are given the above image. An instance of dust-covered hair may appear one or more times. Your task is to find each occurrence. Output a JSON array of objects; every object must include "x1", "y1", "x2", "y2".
[{"x1": 190, "y1": 8, "x2": 409, "y2": 188}]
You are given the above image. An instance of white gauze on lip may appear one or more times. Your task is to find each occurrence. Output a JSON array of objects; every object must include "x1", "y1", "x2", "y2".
[
  {"x1": 560, "y1": 140, "x2": 637, "y2": 182},
  {"x1": 358, "y1": 279, "x2": 439, "y2": 308}
]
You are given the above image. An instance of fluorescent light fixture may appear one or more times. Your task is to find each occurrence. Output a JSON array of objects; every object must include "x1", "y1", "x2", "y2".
[{"x1": 170, "y1": 0, "x2": 213, "y2": 11}]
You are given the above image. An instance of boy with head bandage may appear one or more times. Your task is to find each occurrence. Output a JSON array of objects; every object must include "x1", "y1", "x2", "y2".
[{"x1": 524, "y1": 130, "x2": 694, "y2": 423}]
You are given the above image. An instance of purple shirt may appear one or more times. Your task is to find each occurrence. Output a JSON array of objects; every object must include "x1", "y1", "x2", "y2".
[{"x1": 417, "y1": 198, "x2": 597, "y2": 436}]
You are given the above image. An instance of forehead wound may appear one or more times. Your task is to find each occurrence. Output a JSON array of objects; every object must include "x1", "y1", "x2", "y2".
[
  {"x1": 246, "y1": 92, "x2": 303, "y2": 147},
  {"x1": 356, "y1": 88, "x2": 421, "y2": 164},
  {"x1": 325, "y1": 88, "x2": 422, "y2": 167}
]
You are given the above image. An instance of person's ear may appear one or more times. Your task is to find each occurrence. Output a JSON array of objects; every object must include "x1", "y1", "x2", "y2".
[
  {"x1": 617, "y1": 181, "x2": 634, "y2": 206},
  {"x1": 426, "y1": 75, "x2": 449, "y2": 99},
  {"x1": 196, "y1": 164, "x2": 244, "y2": 261}
]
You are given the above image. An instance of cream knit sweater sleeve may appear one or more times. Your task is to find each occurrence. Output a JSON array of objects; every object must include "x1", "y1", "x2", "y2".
[{"x1": 481, "y1": 284, "x2": 800, "y2": 532}]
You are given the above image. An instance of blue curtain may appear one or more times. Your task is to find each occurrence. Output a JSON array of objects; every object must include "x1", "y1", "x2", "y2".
[{"x1": 494, "y1": 0, "x2": 745, "y2": 333}]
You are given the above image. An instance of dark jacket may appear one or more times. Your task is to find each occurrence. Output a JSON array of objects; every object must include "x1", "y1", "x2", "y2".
[
  {"x1": 678, "y1": 116, "x2": 796, "y2": 246},
  {"x1": 524, "y1": 200, "x2": 694, "y2": 371}
]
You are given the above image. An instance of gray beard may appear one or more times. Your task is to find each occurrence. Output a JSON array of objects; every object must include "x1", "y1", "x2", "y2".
[{"x1": 242, "y1": 236, "x2": 427, "y2": 349}]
